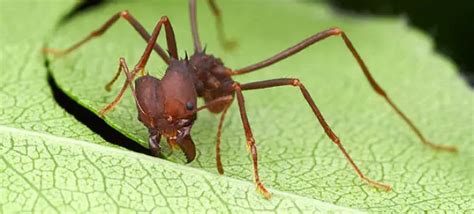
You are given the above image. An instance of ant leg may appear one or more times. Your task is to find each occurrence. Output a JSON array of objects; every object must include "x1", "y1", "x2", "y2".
[
  {"x1": 206, "y1": 0, "x2": 237, "y2": 51},
  {"x1": 105, "y1": 62, "x2": 123, "y2": 92},
  {"x1": 43, "y1": 11, "x2": 171, "y2": 64},
  {"x1": 232, "y1": 28, "x2": 457, "y2": 153},
  {"x1": 233, "y1": 83, "x2": 271, "y2": 199},
  {"x1": 99, "y1": 58, "x2": 131, "y2": 116},
  {"x1": 100, "y1": 60, "x2": 164, "y2": 159},
  {"x1": 182, "y1": 94, "x2": 234, "y2": 173},
  {"x1": 105, "y1": 16, "x2": 178, "y2": 91},
  {"x1": 133, "y1": 16, "x2": 178, "y2": 74},
  {"x1": 240, "y1": 78, "x2": 392, "y2": 191},
  {"x1": 180, "y1": 94, "x2": 234, "y2": 174},
  {"x1": 101, "y1": 16, "x2": 178, "y2": 115},
  {"x1": 104, "y1": 15, "x2": 179, "y2": 91},
  {"x1": 99, "y1": 57, "x2": 146, "y2": 117},
  {"x1": 216, "y1": 102, "x2": 231, "y2": 174}
]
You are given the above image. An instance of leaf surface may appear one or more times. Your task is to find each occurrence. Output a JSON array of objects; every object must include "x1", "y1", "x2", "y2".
[
  {"x1": 0, "y1": 0, "x2": 353, "y2": 212},
  {"x1": 0, "y1": 1, "x2": 108, "y2": 146},
  {"x1": 7, "y1": 0, "x2": 474, "y2": 212},
  {"x1": 0, "y1": 126, "x2": 352, "y2": 212}
]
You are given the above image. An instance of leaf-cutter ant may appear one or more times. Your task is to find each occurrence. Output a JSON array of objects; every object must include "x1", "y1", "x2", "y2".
[{"x1": 45, "y1": 0, "x2": 457, "y2": 199}]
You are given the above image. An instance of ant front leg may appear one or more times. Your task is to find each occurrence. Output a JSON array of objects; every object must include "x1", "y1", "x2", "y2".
[
  {"x1": 232, "y1": 28, "x2": 457, "y2": 153},
  {"x1": 100, "y1": 58, "x2": 160, "y2": 158},
  {"x1": 233, "y1": 83, "x2": 271, "y2": 199},
  {"x1": 99, "y1": 57, "x2": 146, "y2": 117},
  {"x1": 240, "y1": 78, "x2": 392, "y2": 191},
  {"x1": 100, "y1": 16, "x2": 178, "y2": 116},
  {"x1": 44, "y1": 11, "x2": 171, "y2": 63}
]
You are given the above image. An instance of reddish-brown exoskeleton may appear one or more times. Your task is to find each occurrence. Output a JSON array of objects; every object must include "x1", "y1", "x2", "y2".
[{"x1": 45, "y1": 0, "x2": 457, "y2": 199}]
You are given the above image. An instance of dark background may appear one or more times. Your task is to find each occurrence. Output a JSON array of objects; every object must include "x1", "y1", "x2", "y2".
[{"x1": 328, "y1": 0, "x2": 474, "y2": 87}]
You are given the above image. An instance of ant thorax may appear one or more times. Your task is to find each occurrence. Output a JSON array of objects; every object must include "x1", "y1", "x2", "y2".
[{"x1": 188, "y1": 52, "x2": 235, "y2": 113}]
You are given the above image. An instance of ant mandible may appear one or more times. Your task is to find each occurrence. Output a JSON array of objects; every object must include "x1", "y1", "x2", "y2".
[{"x1": 45, "y1": 0, "x2": 457, "y2": 199}]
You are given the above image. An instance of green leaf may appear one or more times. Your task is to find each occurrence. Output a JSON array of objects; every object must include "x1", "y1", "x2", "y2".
[
  {"x1": 0, "y1": 126, "x2": 354, "y2": 212},
  {"x1": 8, "y1": 0, "x2": 474, "y2": 212},
  {"x1": 0, "y1": 0, "x2": 355, "y2": 212},
  {"x1": 0, "y1": 1, "x2": 109, "y2": 146}
]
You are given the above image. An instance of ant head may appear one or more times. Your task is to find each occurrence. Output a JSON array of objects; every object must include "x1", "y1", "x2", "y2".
[{"x1": 135, "y1": 60, "x2": 198, "y2": 162}]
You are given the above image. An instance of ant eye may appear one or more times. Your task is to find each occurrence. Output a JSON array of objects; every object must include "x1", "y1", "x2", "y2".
[{"x1": 186, "y1": 101, "x2": 194, "y2": 110}]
